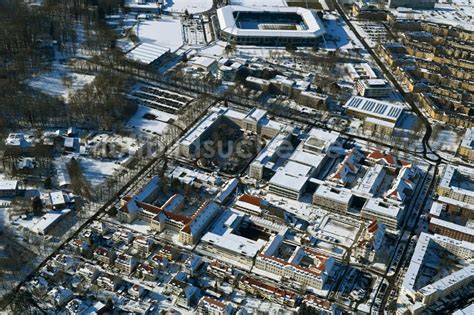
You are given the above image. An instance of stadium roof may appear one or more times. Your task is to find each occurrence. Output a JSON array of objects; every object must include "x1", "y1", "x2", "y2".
[{"x1": 217, "y1": 5, "x2": 325, "y2": 39}]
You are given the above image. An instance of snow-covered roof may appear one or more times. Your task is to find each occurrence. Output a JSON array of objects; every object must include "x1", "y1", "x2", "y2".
[
  {"x1": 180, "y1": 110, "x2": 223, "y2": 146},
  {"x1": 460, "y1": 127, "x2": 474, "y2": 150},
  {"x1": 217, "y1": 5, "x2": 325, "y2": 39},
  {"x1": 314, "y1": 185, "x2": 353, "y2": 204},
  {"x1": 50, "y1": 191, "x2": 66, "y2": 206},
  {"x1": 353, "y1": 164, "x2": 386, "y2": 197},
  {"x1": 385, "y1": 165, "x2": 418, "y2": 202},
  {"x1": 430, "y1": 217, "x2": 474, "y2": 237},
  {"x1": 453, "y1": 303, "x2": 474, "y2": 315},
  {"x1": 244, "y1": 107, "x2": 267, "y2": 122},
  {"x1": 215, "y1": 178, "x2": 238, "y2": 204},
  {"x1": 288, "y1": 150, "x2": 324, "y2": 169},
  {"x1": 402, "y1": 232, "x2": 474, "y2": 297},
  {"x1": 364, "y1": 117, "x2": 396, "y2": 128},
  {"x1": 5, "y1": 133, "x2": 30, "y2": 147},
  {"x1": 193, "y1": 56, "x2": 217, "y2": 69},
  {"x1": 201, "y1": 210, "x2": 266, "y2": 258},
  {"x1": 438, "y1": 164, "x2": 474, "y2": 198},
  {"x1": 33, "y1": 210, "x2": 71, "y2": 235},
  {"x1": 388, "y1": 1, "x2": 474, "y2": 32},
  {"x1": 344, "y1": 96, "x2": 404, "y2": 122},
  {"x1": 0, "y1": 180, "x2": 18, "y2": 191},
  {"x1": 438, "y1": 196, "x2": 474, "y2": 211},
  {"x1": 363, "y1": 198, "x2": 401, "y2": 220},
  {"x1": 182, "y1": 201, "x2": 221, "y2": 235},
  {"x1": 269, "y1": 161, "x2": 312, "y2": 193},
  {"x1": 126, "y1": 43, "x2": 170, "y2": 65}
]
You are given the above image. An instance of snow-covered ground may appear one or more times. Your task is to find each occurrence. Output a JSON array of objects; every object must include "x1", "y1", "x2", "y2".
[
  {"x1": 199, "y1": 40, "x2": 295, "y2": 60},
  {"x1": 126, "y1": 105, "x2": 175, "y2": 136},
  {"x1": 135, "y1": 17, "x2": 184, "y2": 52},
  {"x1": 321, "y1": 14, "x2": 363, "y2": 51},
  {"x1": 430, "y1": 125, "x2": 462, "y2": 154},
  {"x1": 79, "y1": 157, "x2": 123, "y2": 186},
  {"x1": 27, "y1": 61, "x2": 95, "y2": 102}
]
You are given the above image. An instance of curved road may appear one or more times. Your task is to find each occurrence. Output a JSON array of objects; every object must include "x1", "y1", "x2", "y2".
[{"x1": 333, "y1": 1, "x2": 441, "y2": 164}]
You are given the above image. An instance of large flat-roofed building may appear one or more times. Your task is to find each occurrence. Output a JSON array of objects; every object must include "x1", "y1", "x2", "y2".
[
  {"x1": 458, "y1": 127, "x2": 474, "y2": 162},
  {"x1": 356, "y1": 79, "x2": 392, "y2": 98},
  {"x1": 178, "y1": 106, "x2": 283, "y2": 159},
  {"x1": 313, "y1": 185, "x2": 353, "y2": 214},
  {"x1": 199, "y1": 209, "x2": 287, "y2": 270},
  {"x1": 437, "y1": 165, "x2": 474, "y2": 205},
  {"x1": 268, "y1": 161, "x2": 313, "y2": 200},
  {"x1": 217, "y1": 6, "x2": 326, "y2": 46},
  {"x1": 352, "y1": 164, "x2": 386, "y2": 197},
  {"x1": 344, "y1": 96, "x2": 404, "y2": 124},
  {"x1": 361, "y1": 198, "x2": 403, "y2": 231},
  {"x1": 249, "y1": 132, "x2": 292, "y2": 180}
]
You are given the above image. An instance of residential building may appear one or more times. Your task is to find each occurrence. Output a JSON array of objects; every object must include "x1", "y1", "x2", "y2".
[
  {"x1": 197, "y1": 297, "x2": 234, "y2": 315},
  {"x1": 238, "y1": 275, "x2": 299, "y2": 307},
  {"x1": 96, "y1": 273, "x2": 121, "y2": 292},
  {"x1": 458, "y1": 128, "x2": 474, "y2": 162},
  {"x1": 437, "y1": 165, "x2": 474, "y2": 205},
  {"x1": 115, "y1": 252, "x2": 138, "y2": 274},
  {"x1": 401, "y1": 233, "x2": 474, "y2": 314}
]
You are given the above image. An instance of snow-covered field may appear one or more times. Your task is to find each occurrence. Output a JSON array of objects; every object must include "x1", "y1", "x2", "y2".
[
  {"x1": 430, "y1": 125, "x2": 463, "y2": 154},
  {"x1": 127, "y1": 105, "x2": 175, "y2": 136},
  {"x1": 79, "y1": 157, "x2": 122, "y2": 186},
  {"x1": 321, "y1": 14, "x2": 363, "y2": 51},
  {"x1": 27, "y1": 61, "x2": 95, "y2": 102},
  {"x1": 136, "y1": 18, "x2": 184, "y2": 52}
]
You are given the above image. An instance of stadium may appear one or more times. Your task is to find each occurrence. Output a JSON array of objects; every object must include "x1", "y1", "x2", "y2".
[{"x1": 216, "y1": 5, "x2": 326, "y2": 46}]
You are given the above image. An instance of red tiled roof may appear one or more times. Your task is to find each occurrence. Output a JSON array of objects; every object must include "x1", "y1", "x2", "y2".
[
  {"x1": 367, "y1": 219, "x2": 378, "y2": 233},
  {"x1": 203, "y1": 297, "x2": 226, "y2": 309},
  {"x1": 367, "y1": 151, "x2": 384, "y2": 160},
  {"x1": 181, "y1": 200, "x2": 211, "y2": 234},
  {"x1": 164, "y1": 211, "x2": 192, "y2": 225},
  {"x1": 136, "y1": 201, "x2": 163, "y2": 214},
  {"x1": 240, "y1": 275, "x2": 297, "y2": 299},
  {"x1": 238, "y1": 194, "x2": 262, "y2": 207},
  {"x1": 383, "y1": 155, "x2": 396, "y2": 166},
  {"x1": 304, "y1": 294, "x2": 332, "y2": 310}
]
